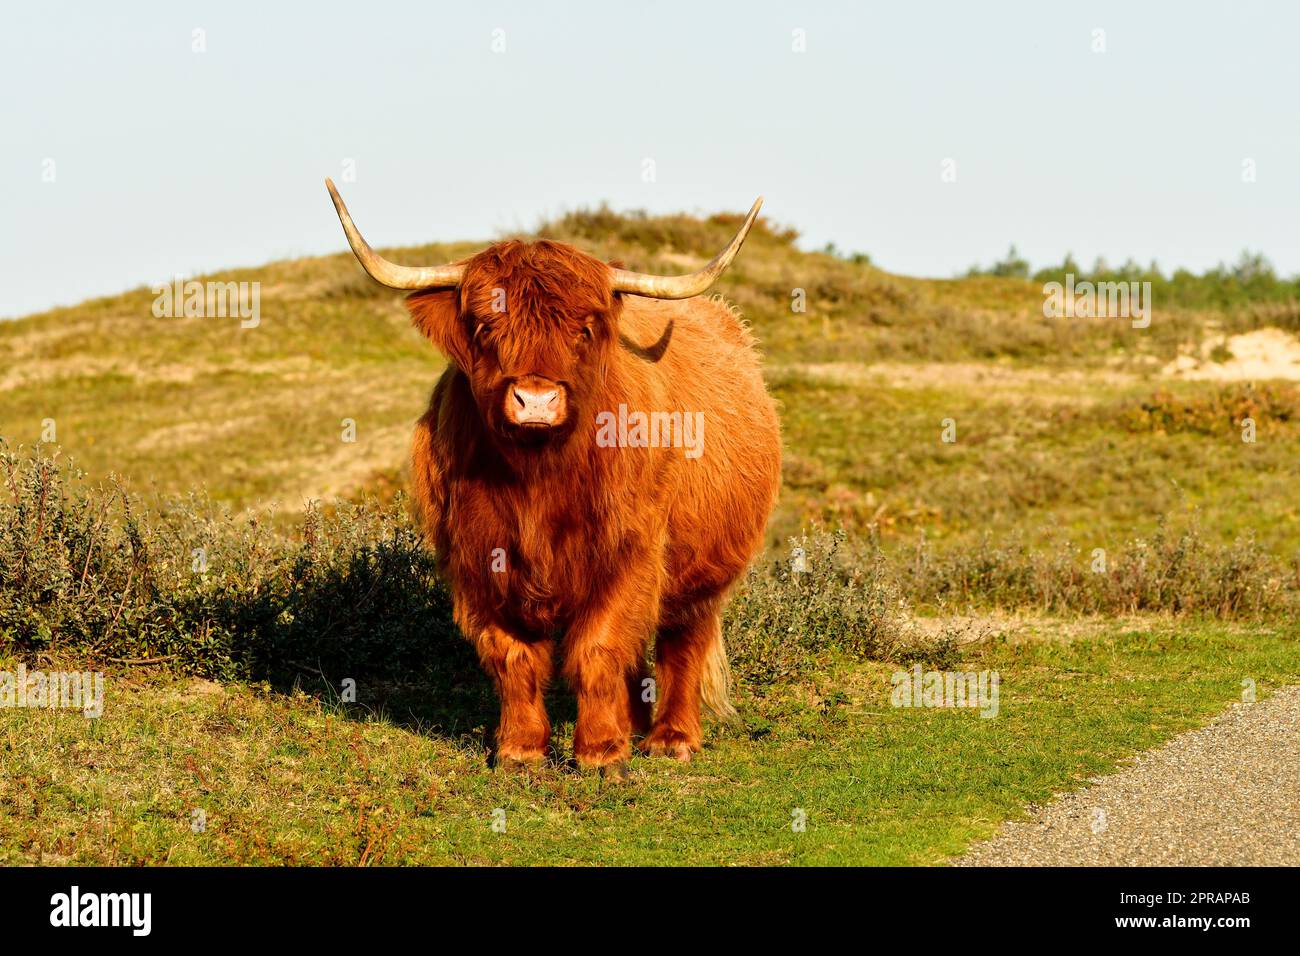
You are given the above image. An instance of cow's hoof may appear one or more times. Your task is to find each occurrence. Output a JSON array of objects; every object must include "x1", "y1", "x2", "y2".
[
  {"x1": 599, "y1": 761, "x2": 631, "y2": 783},
  {"x1": 639, "y1": 730, "x2": 697, "y2": 762},
  {"x1": 496, "y1": 752, "x2": 544, "y2": 772}
]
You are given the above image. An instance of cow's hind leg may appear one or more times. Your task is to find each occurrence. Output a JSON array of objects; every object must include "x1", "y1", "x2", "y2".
[
  {"x1": 475, "y1": 625, "x2": 554, "y2": 768},
  {"x1": 641, "y1": 598, "x2": 723, "y2": 762},
  {"x1": 628, "y1": 657, "x2": 653, "y2": 738}
]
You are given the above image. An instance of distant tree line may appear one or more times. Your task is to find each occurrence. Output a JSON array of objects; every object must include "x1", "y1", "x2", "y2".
[{"x1": 965, "y1": 245, "x2": 1297, "y2": 308}]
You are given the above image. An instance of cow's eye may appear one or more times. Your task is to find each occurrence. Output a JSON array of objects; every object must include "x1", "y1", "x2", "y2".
[{"x1": 579, "y1": 325, "x2": 593, "y2": 342}]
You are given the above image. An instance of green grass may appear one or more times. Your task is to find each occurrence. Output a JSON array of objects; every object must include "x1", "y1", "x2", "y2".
[
  {"x1": 3, "y1": 620, "x2": 1295, "y2": 865},
  {"x1": 771, "y1": 370, "x2": 1300, "y2": 556}
]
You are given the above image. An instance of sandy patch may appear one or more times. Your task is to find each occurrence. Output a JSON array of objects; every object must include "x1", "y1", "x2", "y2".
[
  {"x1": 907, "y1": 612, "x2": 1147, "y2": 646},
  {"x1": 1162, "y1": 327, "x2": 1300, "y2": 381},
  {"x1": 775, "y1": 361, "x2": 1137, "y2": 390},
  {"x1": 0, "y1": 354, "x2": 324, "y2": 392},
  {"x1": 904, "y1": 612, "x2": 1267, "y2": 647},
  {"x1": 778, "y1": 330, "x2": 1300, "y2": 390},
  {"x1": 135, "y1": 416, "x2": 262, "y2": 453}
]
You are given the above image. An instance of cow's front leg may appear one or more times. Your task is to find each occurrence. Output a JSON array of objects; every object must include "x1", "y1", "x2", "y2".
[
  {"x1": 563, "y1": 577, "x2": 658, "y2": 778},
  {"x1": 474, "y1": 624, "x2": 554, "y2": 768}
]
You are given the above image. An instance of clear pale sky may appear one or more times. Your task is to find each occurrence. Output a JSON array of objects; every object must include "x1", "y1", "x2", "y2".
[{"x1": 3, "y1": 0, "x2": 1298, "y2": 318}]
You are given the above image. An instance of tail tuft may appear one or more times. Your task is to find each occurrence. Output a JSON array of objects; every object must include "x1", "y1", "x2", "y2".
[{"x1": 700, "y1": 626, "x2": 739, "y2": 723}]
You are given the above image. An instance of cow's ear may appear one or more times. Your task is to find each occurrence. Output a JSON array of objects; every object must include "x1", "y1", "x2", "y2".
[{"x1": 406, "y1": 289, "x2": 472, "y2": 370}]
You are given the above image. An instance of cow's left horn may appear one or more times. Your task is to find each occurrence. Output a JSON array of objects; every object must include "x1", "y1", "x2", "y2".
[
  {"x1": 325, "y1": 178, "x2": 466, "y2": 290},
  {"x1": 608, "y1": 196, "x2": 763, "y2": 299}
]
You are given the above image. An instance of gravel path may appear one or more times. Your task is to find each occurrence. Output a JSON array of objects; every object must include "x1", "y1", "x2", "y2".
[{"x1": 955, "y1": 685, "x2": 1300, "y2": 866}]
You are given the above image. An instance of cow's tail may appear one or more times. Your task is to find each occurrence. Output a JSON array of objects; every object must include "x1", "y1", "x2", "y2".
[{"x1": 700, "y1": 618, "x2": 739, "y2": 722}]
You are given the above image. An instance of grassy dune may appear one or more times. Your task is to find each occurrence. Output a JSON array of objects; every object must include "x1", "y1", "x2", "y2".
[
  {"x1": 3, "y1": 208, "x2": 1300, "y2": 865},
  {"x1": 6, "y1": 209, "x2": 1300, "y2": 554}
]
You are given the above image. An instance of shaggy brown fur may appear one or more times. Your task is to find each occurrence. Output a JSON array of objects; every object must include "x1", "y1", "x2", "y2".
[{"x1": 407, "y1": 239, "x2": 780, "y2": 773}]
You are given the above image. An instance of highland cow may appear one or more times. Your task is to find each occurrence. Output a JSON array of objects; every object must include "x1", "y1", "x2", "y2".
[{"x1": 326, "y1": 180, "x2": 781, "y2": 779}]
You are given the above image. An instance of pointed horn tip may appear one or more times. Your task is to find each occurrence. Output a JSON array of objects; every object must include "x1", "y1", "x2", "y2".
[{"x1": 738, "y1": 197, "x2": 764, "y2": 234}]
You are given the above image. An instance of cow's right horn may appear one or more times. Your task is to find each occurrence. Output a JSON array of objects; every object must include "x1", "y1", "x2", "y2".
[
  {"x1": 325, "y1": 179, "x2": 466, "y2": 290},
  {"x1": 608, "y1": 196, "x2": 764, "y2": 299}
]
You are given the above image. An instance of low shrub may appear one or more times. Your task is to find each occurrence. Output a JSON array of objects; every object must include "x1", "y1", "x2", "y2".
[
  {"x1": 902, "y1": 520, "x2": 1294, "y2": 617},
  {"x1": 4, "y1": 447, "x2": 1291, "y2": 699},
  {"x1": 723, "y1": 529, "x2": 910, "y2": 684},
  {"x1": 1117, "y1": 383, "x2": 1300, "y2": 436},
  {"x1": 0, "y1": 445, "x2": 469, "y2": 690}
]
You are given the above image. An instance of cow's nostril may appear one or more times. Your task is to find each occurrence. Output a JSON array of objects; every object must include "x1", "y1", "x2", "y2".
[{"x1": 514, "y1": 390, "x2": 526, "y2": 408}]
